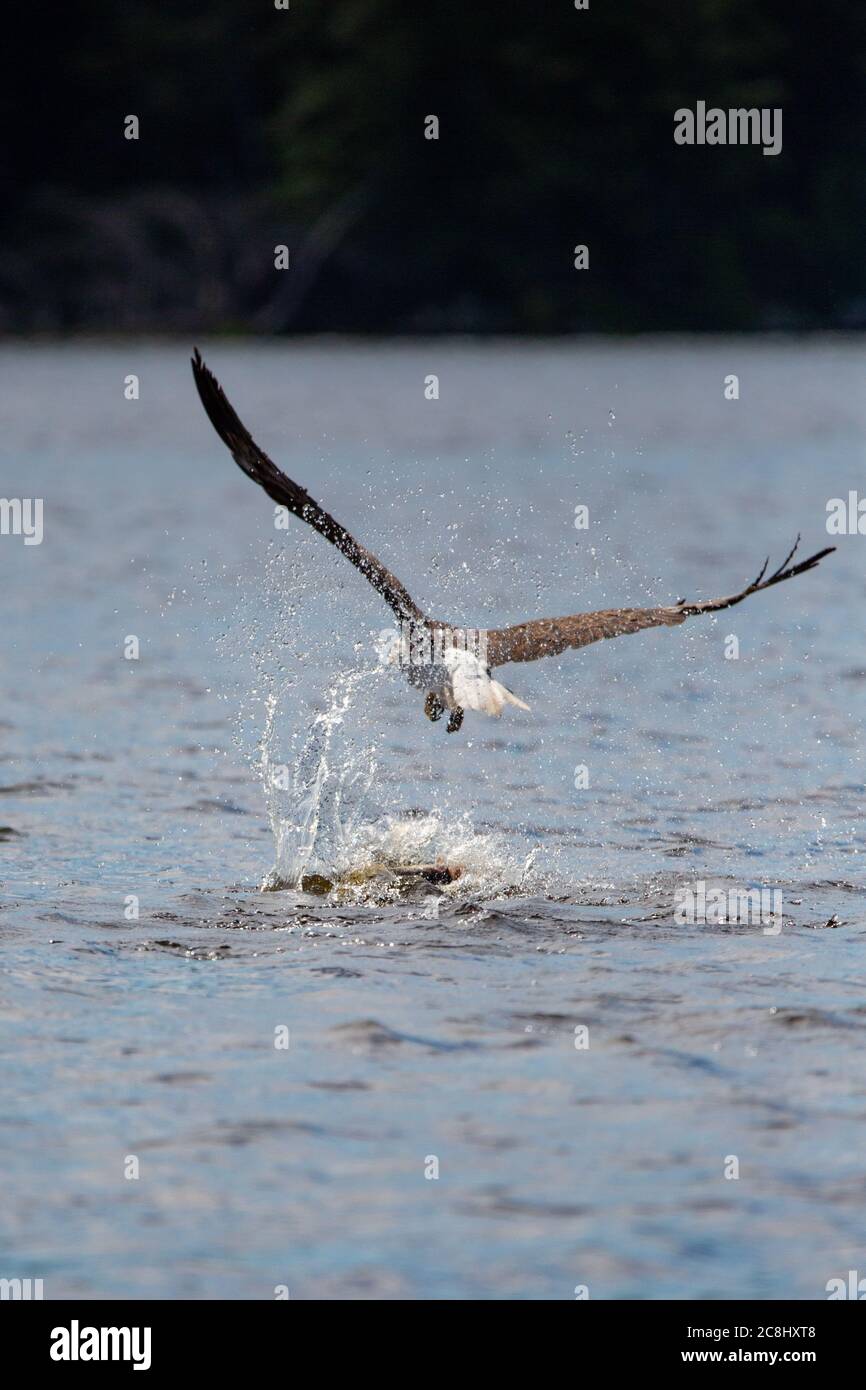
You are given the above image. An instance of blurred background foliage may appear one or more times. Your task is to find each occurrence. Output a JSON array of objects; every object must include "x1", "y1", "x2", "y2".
[{"x1": 3, "y1": 0, "x2": 864, "y2": 333}]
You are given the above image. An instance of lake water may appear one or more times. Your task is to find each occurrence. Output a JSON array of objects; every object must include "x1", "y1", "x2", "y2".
[{"x1": 1, "y1": 338, "x2": 864, "y2": 1300}]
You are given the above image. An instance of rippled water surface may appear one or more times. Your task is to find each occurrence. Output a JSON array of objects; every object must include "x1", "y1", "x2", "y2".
[{"x1": 2, "y1": 339, "x2": 865, "y2": 1299}]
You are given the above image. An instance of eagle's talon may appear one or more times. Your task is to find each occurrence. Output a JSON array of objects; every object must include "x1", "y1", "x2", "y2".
[
  {"x1": 425, "y1": 693, "x2": 444, "y2": 722},
  {"x1": 446, "y1": 707, "x2": 464, "y2": 733}
]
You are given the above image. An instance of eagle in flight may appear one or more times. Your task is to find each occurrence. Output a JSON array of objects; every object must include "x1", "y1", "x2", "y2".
[{"x1": 192, "y1": 350, "x2": 834, "y2": 734}]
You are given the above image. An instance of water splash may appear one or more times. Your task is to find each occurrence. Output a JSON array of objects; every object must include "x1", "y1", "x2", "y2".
[
  {"x1": 260, "y1": 668, "x2": 377, "y2": 889},
  {"x1": 256, "y1": 668, "x2": 542, "y2": 900},
  {"x1": 325, "y1": 808, "x2": 538, "y2": 903}
]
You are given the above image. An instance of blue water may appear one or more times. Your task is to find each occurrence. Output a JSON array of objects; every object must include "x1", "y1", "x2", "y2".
[{"x1": 1, "y1": 338, "x2": 864, "y2": 1299}]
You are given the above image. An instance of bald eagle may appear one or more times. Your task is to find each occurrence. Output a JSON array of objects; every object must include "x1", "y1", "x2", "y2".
[{"x1": 192, "y1": 351, "x2": 834, "y2": 734}]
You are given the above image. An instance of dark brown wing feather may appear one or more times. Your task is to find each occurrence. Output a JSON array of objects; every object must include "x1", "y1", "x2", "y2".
[
  {"x1": 486, "y1": 539, "x2": 835, "y2": 667},
  {"x1": 191, "y1": 350, "x2": 425, "y2": 624}
]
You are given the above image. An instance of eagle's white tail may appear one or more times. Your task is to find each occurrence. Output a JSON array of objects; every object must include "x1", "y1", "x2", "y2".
[
  {"x1": 446, "y1": 647, "x2": 530, "y2": 717},
  {"x1": 484, "y1": 679, "x2": 531, "y2": 717}
]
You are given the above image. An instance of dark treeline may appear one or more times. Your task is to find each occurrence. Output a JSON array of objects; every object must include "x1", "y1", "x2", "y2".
[{"x1": 3, "y1": 0, "x2": 865, "y2": 334}]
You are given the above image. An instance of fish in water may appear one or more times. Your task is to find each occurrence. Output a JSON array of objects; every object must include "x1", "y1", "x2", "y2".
[{"x1": 285, "y1": 863, "x2": 462, "y2": 897}]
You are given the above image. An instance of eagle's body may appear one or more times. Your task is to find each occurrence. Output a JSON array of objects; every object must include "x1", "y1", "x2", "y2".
[
  {"x1": 393, "y1": 640, "x2": 530, "y2": 731},
  {"x1": 191, "y1": 350, "x2": 834, "y2": 734}
]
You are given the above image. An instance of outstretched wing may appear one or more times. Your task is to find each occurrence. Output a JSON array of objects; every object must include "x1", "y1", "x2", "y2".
[
  {"x1": 486, "y1": 539, "x2": 834, "y2": 667},
  {"x1": 191, "y1": 350, "x2": 425, "y2": 624}
]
